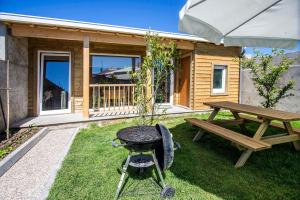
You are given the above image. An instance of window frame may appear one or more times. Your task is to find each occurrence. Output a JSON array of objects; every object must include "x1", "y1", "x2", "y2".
[
  {"x1": 211, "y1": 64, "x2": 228, "y2": 95},
  {"x1": 89, "y1": 53, "x2": 141, "y2": 84}
]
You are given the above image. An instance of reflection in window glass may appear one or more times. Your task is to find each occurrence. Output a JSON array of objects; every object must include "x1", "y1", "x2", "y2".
[
  {"x1": 213, "y1": 68, "x2": 223, "y2": 89},
  {"x1": 213, "y1": 65, "x2": 227, "y2": 94},
  {"x1": 91, "y1": 55, "x2": 141, "y2": 84},
  {"x1": 42, "y1": 55, "x2": 69, "y2": 111}
]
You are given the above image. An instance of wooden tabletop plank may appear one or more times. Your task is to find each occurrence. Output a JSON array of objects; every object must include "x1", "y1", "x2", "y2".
[{"x1": 204, "y1": 101, "x2": 300, "y2": 121}]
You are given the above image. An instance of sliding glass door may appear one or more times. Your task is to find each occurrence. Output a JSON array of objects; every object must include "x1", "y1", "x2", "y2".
[
  {"x1": 39, "y1": 52, "x2": 71, "y2": 114},
  {"x1": 153, "y1": 69, "x2": 174, "y2": 105}
]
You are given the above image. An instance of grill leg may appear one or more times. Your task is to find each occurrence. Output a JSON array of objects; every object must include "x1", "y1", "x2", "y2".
[
  {"x1": 115, "y1": 153, "x2": 131, "y2": 200},
  {"x1": 152, "y1": 152, "x2": 166, "y2": 188}
]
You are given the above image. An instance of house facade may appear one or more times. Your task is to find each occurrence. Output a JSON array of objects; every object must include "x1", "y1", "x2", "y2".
[{"x1": 0, "y1": 13, "x2": 241, "y2": 126}]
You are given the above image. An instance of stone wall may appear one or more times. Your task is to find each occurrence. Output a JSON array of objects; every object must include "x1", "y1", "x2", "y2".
[
  {"x1": 240, "y1": 65, "x2": 300, "y2": 113},
  {"x1": 0, "y1": 34, "x2": 28, "y2": 132}
]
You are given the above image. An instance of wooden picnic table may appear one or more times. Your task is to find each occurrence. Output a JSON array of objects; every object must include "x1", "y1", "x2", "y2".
[{"x1": 185, "y1": 101, "x2": 300, "y2": 167}]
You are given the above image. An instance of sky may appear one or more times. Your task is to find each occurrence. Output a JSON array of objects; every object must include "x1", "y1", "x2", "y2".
[
  {"x1": 91, "y1": 56, "x2": 140, "y2": 74},
  {"x1": 45, "y1": 61, "x2": 69, "y2": 91},
  {"x1": 1, "y1": 0, "x2": 299, "y2": 55}
]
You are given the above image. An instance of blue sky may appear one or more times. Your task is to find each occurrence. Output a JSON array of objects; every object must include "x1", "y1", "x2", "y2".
[
  {"x1": 1, "y1": 0, "x2": 299, "y2": 55},
  {"x1": 0, "y1": 0, "x2": 186, "y2": 32},
  {"x1": 45, "y1": 61, "x2": 69, "y2": 91},
  {"x1": 91, "y1": 56, "x2": 140, "y2": 74},
  {"x1": 244, "y1": 43, "x2": 300, "y2": 57}
]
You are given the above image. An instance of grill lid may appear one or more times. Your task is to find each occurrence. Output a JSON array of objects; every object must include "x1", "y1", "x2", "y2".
[
  {"x1": 117, "y1": 125, "x2": 162, "y2": 144},
  {"x1": 155, "y1": 124, "x2": 175, "y2": 171}
]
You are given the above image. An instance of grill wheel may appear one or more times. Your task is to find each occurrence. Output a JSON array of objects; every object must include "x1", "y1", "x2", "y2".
[{"x1": 160, "y1": 186, "x2": 175, "y2": 198}]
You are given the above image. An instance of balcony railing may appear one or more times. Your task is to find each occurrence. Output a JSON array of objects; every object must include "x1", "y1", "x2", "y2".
[{"x1": 90, "y1": 84, "x2": 137, "y2": 112}]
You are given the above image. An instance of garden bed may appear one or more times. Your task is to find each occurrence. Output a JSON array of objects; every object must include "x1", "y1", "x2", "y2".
[{"x1": 0, "y1": 127, "x2": 41, "y2": 160}]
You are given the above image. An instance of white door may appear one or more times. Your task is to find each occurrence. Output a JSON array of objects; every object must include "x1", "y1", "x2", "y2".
[{"x1": 39, "y1": 52, "x2": 71, "y2": 115}]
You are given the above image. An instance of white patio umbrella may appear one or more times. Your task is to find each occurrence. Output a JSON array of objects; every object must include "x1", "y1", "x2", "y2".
[{"x1": 179, "y1": 0, "x2": 300, "y2": 49}]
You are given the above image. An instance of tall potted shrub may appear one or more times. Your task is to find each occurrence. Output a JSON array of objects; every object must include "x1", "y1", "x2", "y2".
[
  {"x1": 241, "y1": 49, "x2": 296, "y2": 108},
  {"x1": 133, "y1": 32, "x2": 179, "y2": 125}
]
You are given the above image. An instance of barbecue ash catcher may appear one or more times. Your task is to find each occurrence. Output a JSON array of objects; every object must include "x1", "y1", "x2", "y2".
[{"x1": 112, "y1": 124, "x2": 180, "y2": 199}]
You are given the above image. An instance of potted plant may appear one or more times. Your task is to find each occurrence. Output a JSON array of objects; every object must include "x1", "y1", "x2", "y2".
[{"x1": 133, "y1": 31, "x2": 179, "y2": 125}]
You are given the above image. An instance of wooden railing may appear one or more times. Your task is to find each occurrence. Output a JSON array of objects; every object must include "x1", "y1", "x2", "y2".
[{"x1": 90, "y1": 84, "x2": 136, "y2": 112}]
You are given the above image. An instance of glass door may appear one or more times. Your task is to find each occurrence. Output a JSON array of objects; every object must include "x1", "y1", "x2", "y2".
[
  {"x1": 153, "y1": 69, "x2": 174, "y2": 105},
  {"x1": 39, "y1": 52, "x2": 71, "y2": 114}
]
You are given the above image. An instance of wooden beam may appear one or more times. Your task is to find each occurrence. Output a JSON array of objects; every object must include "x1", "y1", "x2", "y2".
[
  {"x1": 262, "y1": 134, "x2": 300, "y2": 145},
  {"x1": 193, "y1": 129, "x2": 205, "y2": 142},
  {"x1": 235, "y1": 149, "x2": 252, "y2": 168},
  {"x1": 283, "y1": 122, "x2": 300, "y2": 150},
  {"x1": 253, "y1": 120, "x2": 270, "y2": 140},
  {"x1": 83, "y1": 36, "x2": 90, "y2": 119},
  {"x1": 240, "y1": 114, "x2": 300, "y2": 135},
  {"x1": 11, "y1": 24, "x2": 194, "y2": 50},
  {"x1": 209, "y1": 119, "x2": 245, "y2": 126},
  {"x1": 207, "y1": 108, "x2": 220, "y2": 121},
  {"x1": 235, "y1": 119, "x2": 270, "y2": 168}
]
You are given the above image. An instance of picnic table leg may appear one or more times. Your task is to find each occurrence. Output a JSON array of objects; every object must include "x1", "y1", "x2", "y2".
[
  {"x1": 192, "y1": 107, "x2": 219, "y2": 143},
  {"x1": 253, "y1": 119, "x2": 270, "y2": 139},
  {"x1": 193, "y1": 129, "x2": 205, "y2": 142},
  {"x1": 235, "y1": 119, "x2": 270, "y2": 168},
  {"x1": 208, "y1": 108, "x2": 220, "y2": 121},
  {"x1": 231, "y1": 111, "x2": 247, "y2": 133},
  {"x1": 235, "y1": 149, "x2": 252, "y2": 168},
  {"x1": 283, "y1": 122, "x2": 300, "y2": 151}
]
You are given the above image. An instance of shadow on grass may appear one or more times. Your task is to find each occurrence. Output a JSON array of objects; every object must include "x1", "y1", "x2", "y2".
[
  {"x1": 118, "y1": 166, "x2": 163, "y2": 199},
  {"x1": 117, "y1": 153, "x2": 167, "y2": 198},
  {"x1": 168, "y1": 121, "x2": 300, "y2": 200}
]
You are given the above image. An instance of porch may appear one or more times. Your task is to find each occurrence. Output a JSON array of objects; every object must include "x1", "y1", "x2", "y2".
[
  {"x1": 22, "y1": 33, "x2": 193, "y2": 118},
  {"x1": 12, "y1": 105, "x2": 195, "y2": 128}
]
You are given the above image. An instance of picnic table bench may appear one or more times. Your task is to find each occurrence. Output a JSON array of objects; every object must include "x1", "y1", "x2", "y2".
[{"x1": 185, "y1": 101, "x2": 300, "y2": 168}]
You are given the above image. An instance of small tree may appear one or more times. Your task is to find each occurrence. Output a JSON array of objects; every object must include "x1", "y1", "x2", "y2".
[
  {"x1": 241, "y1": 49, "x2": 296, "y2": 108},
  {"x1": 133, "y1": 32, "x2": 179, "y2": 125}
]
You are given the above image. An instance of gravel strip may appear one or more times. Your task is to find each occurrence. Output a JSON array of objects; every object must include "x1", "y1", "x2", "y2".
[{"x1": 0, "y1": 127, "x2": 79, "y2": 200}]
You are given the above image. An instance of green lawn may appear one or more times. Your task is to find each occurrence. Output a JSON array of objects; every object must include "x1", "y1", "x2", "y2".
[{"x1": 48, "y1": 113, "x2": 300, "y2": 200}]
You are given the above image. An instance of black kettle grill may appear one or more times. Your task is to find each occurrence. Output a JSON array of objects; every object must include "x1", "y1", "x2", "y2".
[{"x1": 112, "y1": 124, "x2": 180, "y2": 199}]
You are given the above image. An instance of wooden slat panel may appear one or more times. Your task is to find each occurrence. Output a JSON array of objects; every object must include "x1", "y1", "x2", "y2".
[{"x1": 192, "y1": 43, "x2": 240, "y2": 110}]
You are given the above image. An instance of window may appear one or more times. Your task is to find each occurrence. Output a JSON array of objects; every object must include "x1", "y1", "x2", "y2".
[
  {"x1": 90, "y1": 55, "x2": 141, "y2": 84},
  {"x1": 212, "y1": 65, "x2": 227, "y2": 94}
]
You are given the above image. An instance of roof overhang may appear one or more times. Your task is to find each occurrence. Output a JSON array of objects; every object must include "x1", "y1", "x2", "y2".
[{"x1": 0, "y1": 12, "x2": 208, "y2": 50}]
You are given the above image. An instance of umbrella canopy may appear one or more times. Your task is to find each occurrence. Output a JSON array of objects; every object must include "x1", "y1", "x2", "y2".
[{"x1": 179, "y1": 0, "x2": 300, "y2": 49}]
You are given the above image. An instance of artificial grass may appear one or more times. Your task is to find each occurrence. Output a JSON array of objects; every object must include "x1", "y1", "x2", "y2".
[{"x1": 48, "y1": 113, "x2": 300, "y2": 200}]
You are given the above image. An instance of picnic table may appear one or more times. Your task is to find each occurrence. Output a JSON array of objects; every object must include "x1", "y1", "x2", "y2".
[{"x1": 185, "y1": 101, "x2": 300, "y2": 168}]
